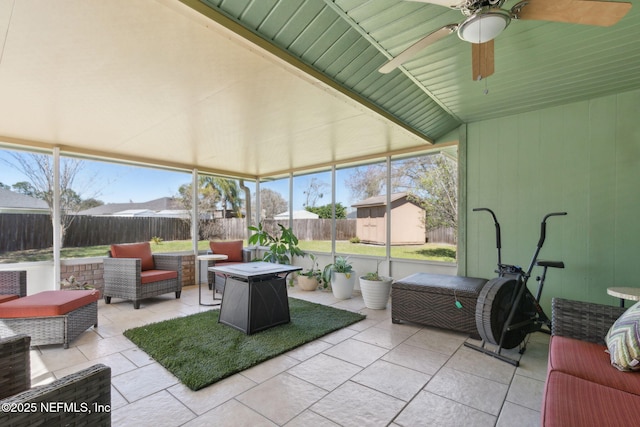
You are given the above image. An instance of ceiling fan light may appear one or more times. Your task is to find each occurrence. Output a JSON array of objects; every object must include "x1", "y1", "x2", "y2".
[{"x1": 458, "y1": 10, "x2": 511, "y2": 44}]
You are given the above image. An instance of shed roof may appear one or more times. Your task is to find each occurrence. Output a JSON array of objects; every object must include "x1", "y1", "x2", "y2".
[
  {"x1": 351, "y1": 193, "x2": 409, "y2": 208},
  {"x1": 0, "y1": 188, "x2": 48, "y2": 210}
]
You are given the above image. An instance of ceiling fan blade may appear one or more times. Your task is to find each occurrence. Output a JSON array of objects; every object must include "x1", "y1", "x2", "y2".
[
  {"x1": 407, "y1": 0, "x2": 465, "y2": 7},
  {"x1": 513, "y1": 0, "x2": 632, "y2": 27},
  {"x1": 379, "y1": 24, "x2": 457, "y2": 74},
  {"x1": 472, "y1": 40, "x2": 494, "y2": 81}
]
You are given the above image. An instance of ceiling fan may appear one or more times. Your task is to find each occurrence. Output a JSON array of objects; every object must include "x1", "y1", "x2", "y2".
[{"x1": 379, "y1": 0, "x2": 632, "y2": 80}]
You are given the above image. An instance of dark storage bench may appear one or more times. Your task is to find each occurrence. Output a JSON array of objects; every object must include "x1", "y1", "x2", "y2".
[{"x1": 391, "y1": 273, "x2": 487, "y2": 339}]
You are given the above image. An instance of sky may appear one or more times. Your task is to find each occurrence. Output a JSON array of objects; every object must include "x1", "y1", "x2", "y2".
[{"x1": 0, "y1": 149, "x2": 359, "y2": 211}]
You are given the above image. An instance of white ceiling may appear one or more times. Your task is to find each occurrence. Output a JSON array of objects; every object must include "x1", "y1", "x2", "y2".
[{"x1": 0, "y1": 0, "x2": 437, "y2": 179}]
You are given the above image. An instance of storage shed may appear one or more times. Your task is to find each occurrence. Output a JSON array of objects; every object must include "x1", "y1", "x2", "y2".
[{"x1": 351, "y1": 193, "x2": 425, "y2": 245}]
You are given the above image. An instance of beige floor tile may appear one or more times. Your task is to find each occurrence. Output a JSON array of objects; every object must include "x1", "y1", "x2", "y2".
[
  {"x1": 54, "y1": 351, "x2": 137, "y2": 378},
  {"x1": 285, "y1": 410, "x2": 340, "y2": 427},
  {"x1": 37, "y1": 345, "x2": 89, "y2": 372},
  {"x1": 238, "y1": 373, "x2": 327, "y2": 425},
  {"x1": 288, "y1": 353, "x2": 362, "y2": 391},
  {"x1": 111, "y1": 390, "x2": 195, "y2": 427},
  {"x1": 382, "y1": 342, "x2": 449, "y2": 375},
  {"x1": 183, "y1": 399, "x2": 277, "y2": 427},
  {"x1": 352, "y1": 325, "x2": 415, "y2": 349},
  {"x1": 517, "y1": 339, "x2": 550, "y2": 382},
  {"x1": 240, "y1": 354, "x2": 300, "y2": 384},
  {"x1": 395, "y1": 391, "x2": 496, "y2": 427},
  {"x1": 425, "y1": 367, "x2": 508, "y2": 415},
  {"x1": 310, "y1": 381, "x2": 405, "y2": 427},
  {"x1": 405, "y1": 327, "x2": 468, "y2": 355},
  {"x1": 110, "y1": 386, "x2": 128, "y2": 409},
  {"x1": 323, "y1": 338, "x2": 388, "y2": 367},
  {"x1": 121, "y1": 346, "x2": 155, "y2": 367},
  {"x1": 112, "y1": 363, "x2": 179, "y2": 402},
  {"x1": 285, "y1": 338, "x2": 333, "y2": 361},
  {"x1": 77, "y1": 334, "x2": 136, "y2": 360},
  {"x1": 352, "y1": 359, "x2": 430, "y2": 401},
  {"x1": 505, "y1": 374, "x2": 545, "y2": 411},
  {"x1": 319, "y1": 327, "x2": 359, "y2": 345},
  {"x1": 496, "y1": 401, "x2": 541, "y2": 427},
  {"x1": 445, "y1": 346, "x2": 516, "y2": 384},
  {"x1": 168, "y1": 374, "x2": 256, "y2": 416}
]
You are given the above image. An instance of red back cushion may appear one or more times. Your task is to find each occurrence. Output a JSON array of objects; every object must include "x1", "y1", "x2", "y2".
[
  {"x1": 210, "y1": 240, "x2": 243, "y2": 262},
  {"x1": 110, "y1": 242, "x2": 155, "y2": 271}
]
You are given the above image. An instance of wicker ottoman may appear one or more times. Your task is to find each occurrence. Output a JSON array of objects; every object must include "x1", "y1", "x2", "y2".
[
  {"x1": 0, "y1": 290, "x2": 99, "y2": 348},
  {"x1": 391, "y1": 273, "x2": 487, "y2": 339}
]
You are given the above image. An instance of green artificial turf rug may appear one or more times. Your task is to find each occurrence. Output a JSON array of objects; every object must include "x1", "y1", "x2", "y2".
[{"x1": 123, "y1": 297, "x2": 365, "y2": 391}]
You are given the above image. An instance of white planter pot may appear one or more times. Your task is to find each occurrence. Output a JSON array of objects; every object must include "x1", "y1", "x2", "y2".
[
  {"x1": 331, "y1": 271, "x2": 356, "y2": 300},
  {"x1": 359, "y1": 276, "x2": 393, "y2": 309},
  {"x1": 297, "y1": 275, "x2": 319, "y2": 291}
]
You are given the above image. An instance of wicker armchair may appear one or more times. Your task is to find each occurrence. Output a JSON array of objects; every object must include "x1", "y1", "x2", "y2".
[
  {"x1": 551, "y1": 297, "x2": 627, "y2": 345},
  {"x1": 0, "y1": 270, "x2": 27, "y2": 297},
  {"x1": 0, "y1": 335, "x2": 111, "y2": 426},
  {"x1": 103, "y1": 243, "x2": 184, "y2": 309}
]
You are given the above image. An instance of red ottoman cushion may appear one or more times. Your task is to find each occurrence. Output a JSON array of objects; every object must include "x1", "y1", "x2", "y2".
[{"x1": 0, "y1": 290, "x2": 99, "y2": 318}]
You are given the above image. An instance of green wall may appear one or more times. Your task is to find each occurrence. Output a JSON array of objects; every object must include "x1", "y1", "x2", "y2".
[{"x1": 464, "y1": 89, "x2": 640, "y2": 313}]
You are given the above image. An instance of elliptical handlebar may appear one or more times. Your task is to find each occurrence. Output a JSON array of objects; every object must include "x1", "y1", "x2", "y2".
[
  {"x1": 473, "y1": 208, "x2": 501, "y2": 266},
  {"x1": 537, "y1": 212, "x2": 567, "y2": 248}
]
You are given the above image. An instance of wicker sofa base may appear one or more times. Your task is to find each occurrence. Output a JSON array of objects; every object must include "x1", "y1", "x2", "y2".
[
  {"x1": 0, "y1": 302, "x2": 98, "y2": 349},
  {"x1": 392, "y1": 273, "x2": 487, "y2": 339}
]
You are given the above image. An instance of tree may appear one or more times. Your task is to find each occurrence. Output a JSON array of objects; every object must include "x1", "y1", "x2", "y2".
[
  {"x1": 2, "y1": 153, "x2": 101, "y2": 246},
  {"x1": 176, "y1": 182, "x2": 221, "y2": 239},
  {"x1": 345, "y1": 154, "x2": 458, "y2": 232},
  {"x1": 305, "y1": 203, "x2": 347, "y2": 219},
  {"x1": 259, "y1": 188, "x2": 288, "y2": 219},
  {"x1": 0, "y1": 182, "x2": 10, "y2": 190},
  {"x1": 302, "y1": 177, "x2": 328, "y2": 208},
  {"x1": 201, "y1": 177, "x2": 243, "y2": 218}
]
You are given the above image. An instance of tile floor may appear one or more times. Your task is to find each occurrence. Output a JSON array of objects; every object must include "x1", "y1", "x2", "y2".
[{"x1": 29, "y1": 285, "x2": 549, "y2": 426}]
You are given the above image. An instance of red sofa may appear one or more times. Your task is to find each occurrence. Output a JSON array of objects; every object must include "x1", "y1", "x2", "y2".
[
  {"x1": 542, "y1": 298, "x2": 638, "y2": 426},
  {"x1": 206, "y1": 240, "x2": 253, "y2": 295}
]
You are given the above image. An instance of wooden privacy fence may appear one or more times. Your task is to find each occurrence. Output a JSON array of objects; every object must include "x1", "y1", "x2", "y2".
[{"x1": 0, "y1": 214, "x2": 454, "y2": 252}]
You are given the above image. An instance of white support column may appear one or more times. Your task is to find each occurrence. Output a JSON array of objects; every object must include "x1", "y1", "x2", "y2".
[
  {"x1": 331, "y1": 165, "x2": 336, "y2": 257},
  {"x1": 288, "y1": 173, "x2": 293, "y2": 224},
  {"x1": 255, "y1": 179, "x2": 261, "y2": 224},
  {"x1": 192, "y1": 169, "x2": 199, "y2": 284},
  {"x1": 52, "y1": 147, "x2": 61, "y2": 289},
  {"x1": 385, "y1": 156, "x2": 392, "y2": 275}
]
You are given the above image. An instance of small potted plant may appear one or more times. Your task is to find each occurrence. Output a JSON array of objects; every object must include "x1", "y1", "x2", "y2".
[
  {"x1": 60, "y1": 275, "x2": 94, "y2": 290},
  {"x1": 322, "y1": 256, "x2": 356, "y2": 300},
  {"x1": 297, "y1": 253, "x2": 321, "y2": 291},
  {"x1": 248, "y1": 222, "x2": 304, "y2": 264},
  {"x1": 359, "y1": 261, "x2": 393, "y2": 309}
]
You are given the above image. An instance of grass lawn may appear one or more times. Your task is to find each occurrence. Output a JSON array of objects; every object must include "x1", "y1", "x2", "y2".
[{"x1": 0, "y1": 239, "x2": 455, "y2": 263}]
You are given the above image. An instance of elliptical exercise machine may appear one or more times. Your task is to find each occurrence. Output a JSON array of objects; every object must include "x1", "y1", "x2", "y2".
[{"x1": 464, "y1": 208, "x2": 566, "y2": 366}]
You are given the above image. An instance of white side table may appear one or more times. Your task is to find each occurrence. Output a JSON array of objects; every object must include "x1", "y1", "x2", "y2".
[
  {"x1": 196, "y1": 254, "x2": 228, "y2": 306},
  {"x1": 607, "y1": 287, "x2": 640, "y2": 308}
]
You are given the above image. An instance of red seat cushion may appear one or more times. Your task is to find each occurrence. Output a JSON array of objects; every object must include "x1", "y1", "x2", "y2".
[
  {"x1": 549, "y1": 335, "x2": 640, "y2": 396},
  {"x1": 0, "y1": 294, "x2": 19, "y2": 303},
  {"x1": 541, "y1": 370, "x2": 640, "y2": 427},
  {"x1": 0, "y1": 290, "x2": 99, "y2": 318},
  {"x1": 110, "y1": 242, "x2": 155, "y2": 271},
  {"x1": 141, "y1": 269, "x2": 178, "y2": 284},
  {"x1": 209, "y1": 240, "x2": 244, "y2": 262}
]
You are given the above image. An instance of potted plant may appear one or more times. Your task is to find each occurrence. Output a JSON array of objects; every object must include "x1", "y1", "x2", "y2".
[
  {"x1": 248, "y1": 222, "x2": 304, "y2": 265},
  {"x1": 61, "y1": 275, "x2": 94, "y2": 290},
  {"x1": 297, "y1": 253, "x2": 321, "y2": 291},
  {"x1": 359, "y1": 261, "x2": 393, "y2": 309},
  {"x1": 322, "y1": 256, "x2": 356, "y2": 300}
]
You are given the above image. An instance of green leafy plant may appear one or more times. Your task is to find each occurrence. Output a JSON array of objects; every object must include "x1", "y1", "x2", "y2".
[
  {"x1": 248, "y1": 222, "x2": 304, "y2": 265},
  {"x1": 299, "y1": 253, "x2": 321, "y2": 278},
  {"x1": 362, "y1": 260, "x2": 383, "y2": 281},
  {"x1": 151, "y1": 236, "x2": 164, "y2": 245},
  {"x1": 60, "y1": 275, "x2": 94, "y2": 290},
  {"x1": 322, "y1": 256, "x2": 353, "y2": 287}
]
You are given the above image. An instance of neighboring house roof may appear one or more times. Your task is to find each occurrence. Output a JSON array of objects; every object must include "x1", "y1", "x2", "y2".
[
  {"x1": 0, "y1": 188, "x2": 49, "y2": 213},
  {"x1": 77, "y1": 197, "x2": 183, "y2": 216},
  {"x1": 274, "y1": 210, "x2": 319, "y2": 220},
  {"x1": 351, "y1": 192, "x2": 410, "y2": 208}
]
